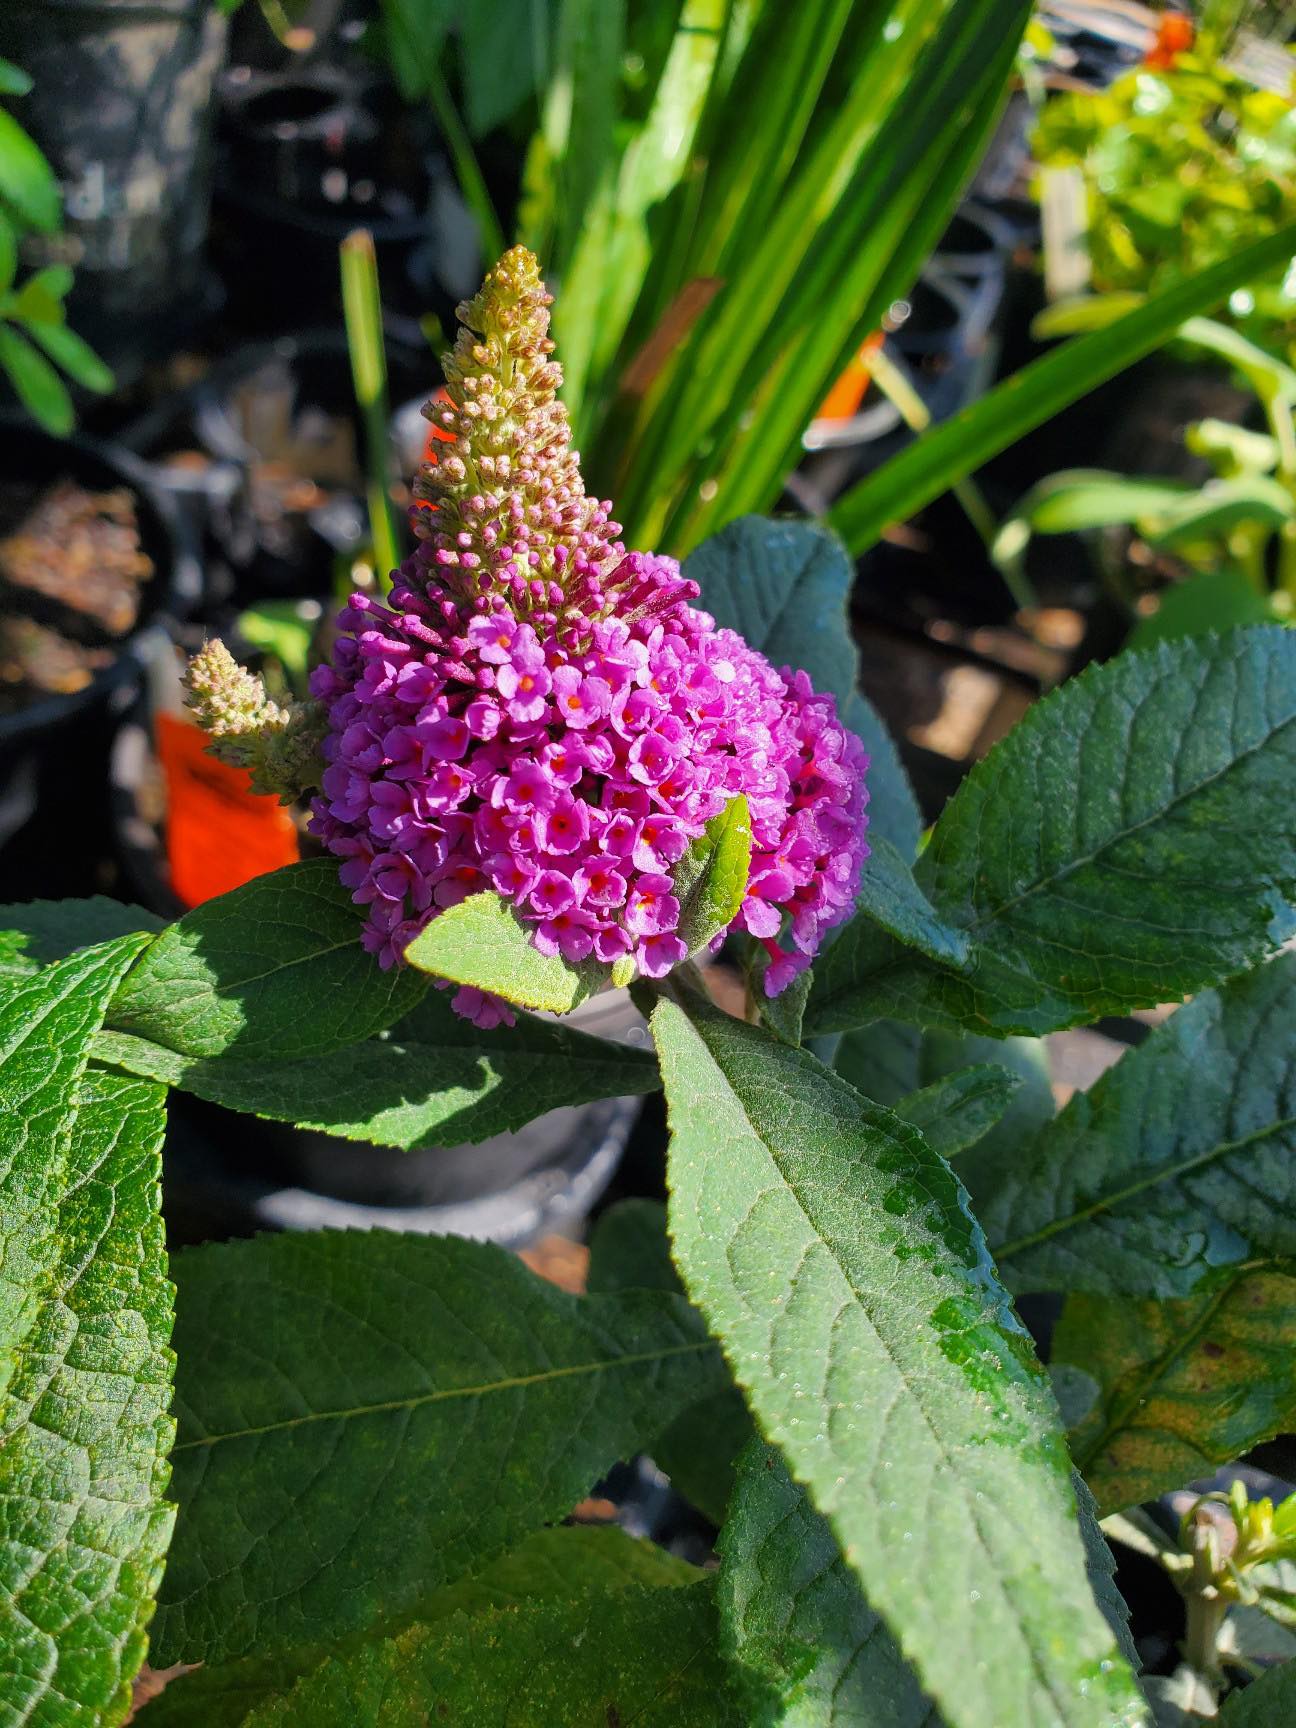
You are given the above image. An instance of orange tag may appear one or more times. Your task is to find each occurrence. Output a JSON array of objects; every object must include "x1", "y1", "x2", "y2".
[{"x1": 156, "y1": 712, "x2": 300, "y2": 908}]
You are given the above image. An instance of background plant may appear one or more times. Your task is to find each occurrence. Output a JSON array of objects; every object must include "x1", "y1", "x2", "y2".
[{"x1": 0, "y1": 55, "x2": 112, "y2": 432}]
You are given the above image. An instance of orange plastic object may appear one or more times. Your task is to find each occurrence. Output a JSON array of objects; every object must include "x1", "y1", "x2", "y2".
[
  {"x1": 815, "y1": 331, "x2": 885, "y2": 423},
  {"x1": 1145, "y1": 10, "x2": 1193, "y2": 69},
  {"x1": 156, "y1": 711, "x2": 300, "y2": 907}
]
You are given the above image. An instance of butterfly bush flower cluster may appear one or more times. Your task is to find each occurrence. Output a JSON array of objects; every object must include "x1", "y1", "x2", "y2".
[{"x1": 188, "y1": 248, "x2": 869, "y2": 1027}]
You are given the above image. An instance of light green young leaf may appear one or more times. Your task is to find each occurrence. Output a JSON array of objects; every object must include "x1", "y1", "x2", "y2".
[
  {"x1": 986, "y1": 950, "x2": 1296, "y2": 1299},
  {"x1": 0, "y1": 108, "x2": 61, "y2": 232},
  {"x1": 0, "y1": 1069, "x2": 175, "y2": 1728},
  {"x1": 891, "y1": 1063, "x2": 1022, "y2": 1159},
  {"x1": 242, "y1": 1580, "x2": 744, "y2": 1728},
  {"x1": 806, "y1": 629, "x2": 1296, "y2": 1038},
  {"x1": 143, "y1": 1525, "x2": 699, "y2": 1728},
  {"x1": 1053, "y1": 1262, "x2": 1296, "y2": 1517},
  {"x1": 95, "y1": 988, "x2": 658, "y2": 1150},
  {"x1": 107, "y1": 860, "x2": 423, "y2": 1061},
  {"x1": 404, "y1": 889, "x2": 604, "y2": 1013},
  {"x1": 151, "y1": 1231, "x2": 726, "y2": 1666},
  {"x1": 21, "y1": 317, "x2": 115, "y2": 394},
  {"x1": 0, "y1": 935, "x2": 153, "y2": 1394},
  {"x1": 720, "y1": 1440, "x2": 942, "y2": 1727},
  {"x1": 671, "y1": 793, "x2": 752, "y2": 958},
  {"x1": 587, "y1": 1199, "x2": 751, "y2": 1525},
  {"x1": 0, "y1": 322, "x2": 73, "y2": 433},
  {"x1": 653, "y1": 988, "x2": 1145, "y2": 1728}
]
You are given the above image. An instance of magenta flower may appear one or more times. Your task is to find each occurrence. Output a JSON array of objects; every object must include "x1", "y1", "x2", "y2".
[{"x1": 301, "y1": 247, "x2": 870, "y2": 1027}]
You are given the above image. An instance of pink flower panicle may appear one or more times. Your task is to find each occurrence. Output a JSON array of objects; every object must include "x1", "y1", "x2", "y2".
[{"x1": 308, "y1": 247, "x2": 869, "y2": 1025}]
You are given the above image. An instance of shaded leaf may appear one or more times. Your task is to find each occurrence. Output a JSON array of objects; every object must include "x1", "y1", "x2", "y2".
[
  {"x1": 841, "y1": 835, "x2": 972, "y2": 969},
  {"x1": 653, "y1": 987, "x2": 1143, "y2": 1728},
  {"x1": 586, "y1": 1198, "x2": 750, "y2": 1526},
  {"x1": 986, "y1": 951, "x2": 1296, "y2": 1298},
  {"x1": 242, "y1": 1580, "x2": 744, "y2": 1727},
  {"x1": 891, "y1": 1063, "x2": 1022, "y2": 1159},
  {"x1": 1218, "y1": 1660, "x2": 1296, "y2": 1724},
  {"x1": 0, "y1": 1069, "x2": 174, "y2": 1728},
  {"x1": 0, "y1": 897, "x2": 164, "y2": 974},
  {"x1": 918, "y1": 1029, "x2": 1055, "y2": 1214},
  {"x1": 806, "y1": 629, "x2": 1296, "y2": 1038},
  {"x1": 672, "y1": 793, "x2": 752, "y2": 959},
  {"x1": 404, "y1": 889, "x2": 604, "y2": 1013},
  {"x1": 1053, "y1": 1262, "x2": 1296, "y2": 1516},
  {"x1": 1127, "y1": 567, "x2": 1274, "y2": 650},
  {"x1": 833, "y1": 1018, "x2": 923, "y2": 1105},
  {"x1": 842, "y1": 689, "x2": 923, "y2": 861},
  {"x1": 107, "y1": 860, "x2": 423, "y2": 1061},
  {"x1": 95, "y1": 983, "x2": 658, "y2": 1150},
  {"x1": 151, "y1": 1231, "x2": 726, "y2": 1665}
]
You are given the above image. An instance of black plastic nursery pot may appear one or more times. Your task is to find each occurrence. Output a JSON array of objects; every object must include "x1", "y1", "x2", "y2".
[
  {"x1": 0, "y1": 422, "x2": 200, "y2": 900},
  {"x1": 211, "y1": 65, "x2": 480, "y2": 336},
  {"x1": 0, "y1": 0, "x2": 228, "y2": 375}
]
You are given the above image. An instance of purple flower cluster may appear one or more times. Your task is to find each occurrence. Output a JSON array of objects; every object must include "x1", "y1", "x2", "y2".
[{"x1": 308, "y1": 549, "x2": 869, "y2": 1026}]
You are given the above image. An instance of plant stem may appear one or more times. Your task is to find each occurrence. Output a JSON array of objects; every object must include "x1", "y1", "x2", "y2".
[{"x1": 340, "y1": 229, "x2": 401, "y2": 593}]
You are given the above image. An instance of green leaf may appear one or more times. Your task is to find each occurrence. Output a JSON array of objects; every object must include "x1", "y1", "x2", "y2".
[
  {"x1": 683, "y1": 516, "x2": 859, "y2": 707},
  {"x1": 986, "y1": 950, "x2": 1296, "y2": 1299},
  {"x1": 404, "y1": 889, "x2": 605, "y2": 1013},
  {"x1": 94, "y1": 986, "x2": 658, "y2": 1150},
  {"x1": 9, "y1": 264, "x2": 73, "y2": 320},
  {"x1": 1127, "y1": 567, "x2": 1275, "y2": 650},
  {"x1": 0, "y1": 896, "x2": 164, "y2": 974},
  {"x1": 0, "y1": 1068, "x2": 175, "y2": 1728},
  {"x1": 917, "y1": 1030, "x2": 1055, "y2": 1214},
  {"x1": 587, "y1": 1199, "x2": 751, "y2": 1525},
  {"x1": 106, "y1": 860, "x2": 423, "y2": 1061},
  {"x1": 144, "y1": 1525, "x2": 699, "y2": 1728},
  {"x1": 805, "y1": 629, "x2": 1296, "y2": 1038},
  {"x1": 671, "y1": 793, "x2": 752, "y2": 958},
  {"x1": 841, "y1": 835, "x2": 973, "y2": 969},
  {"x1": 830, "y1": 220, "x2": 1296, "y2": 554},
  {"x1": 0, "y1": 935, "x2": 153, "y2": 1395},
  {"x1": 241, "y1": 1580, "x2": 744, "y2": 1728},
  {"x1": 652, "y1": 988, "x2": 1145, "y2": 1728},
  {"x1": 843, "y1": 689, "x2": 923, "y2": 862},
  {"x1": 461, "y1": 0, "x2": 549, "y2": 137},
  {"x1": 0, "y1": 210, "x2": 15, "y2": 297},
  {"x1": 720, "y1": 1439, "x2": 942, "y2": 1726},
  {"x1": 748, "y1": 946, "x2": 814, "y2": 1047},
  {"x1": 151, "y1": 1230, "x2": 727, "y2": 1665},
  {"x1": 1053, "y1": 1262, "x2": 1296, "y2": 1517},
  {"x1": 891, "y1": 1063, "x2": 1022, "y2": 1159},
  {"x1": 0, "y1": 108, "x2": 61, "y2": 233},
  {"x1": 0, "y1": 323, "x2": 73, "y2": 434},
  {"x1": 833, "y1": 1018, "x2": 923, "y2": 1104},
  {"x1": 0, "y1": 59, "x2": 33, "y2": 97},
  {"x1": 20, "y1": 317, "x2": 114, "y2": 395},
  {"x1": 1218, "y1": 1660, "x2": 1296, "y2": 1724}
]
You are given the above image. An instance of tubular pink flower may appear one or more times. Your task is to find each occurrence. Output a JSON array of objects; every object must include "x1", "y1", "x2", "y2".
[{"x1": 306, "y1": 246, "x2": 870, "y2": 1026}]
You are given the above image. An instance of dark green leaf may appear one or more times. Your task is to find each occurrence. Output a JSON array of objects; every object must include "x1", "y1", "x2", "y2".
[
  {"x1": 720, "y1": 1439, "x2": 942, "y2": 1726},
  {"x1": 242, "y1": 1580, "x2": 744, "y2": 1727},
  {"x1": 831, "y1": 220, "x2": 1296, "y2": 554},
  {"x1": 404, "y1": 889, "x2": 605, "y2": 1013},
  {"x1": 95, "y1": 987, "x2": 658, "y2": 1150},
  {"x1": 683, "y1": 516, "x2": 859, "y2": 706},
  {"x1": 0, "y1": 108, "x2": 61, "y2": 233},
  {"x1": 587, "y1": 1199, "x2": 750, "y2": 1525},
  {"x1": 106, "y1": 860, "x2": 423, "y2": 1061},
  {"x1": 653, "y1": 987, "x2": 1143, "y2": 1728},
  {"x1": 0, "y1": 210, "x2": 15, "y2": 296},
  {"x1": 0, "y1": 935, "x2": 152, "y2": 1387},
  {"x1": 806, "y1": 629, "x2": 1296, "y2": 1038},
  {"x1": 151, "y1": 1230, "x2": 726, "y2": 1665},
  {"x1": 917, "y1": 1029, "x2": 1055, "y2": 1214},
  {"x1": 987, "y1": 951, "x2": 1296, "y2": 1298},
  {"x1": 1127, "y1": 567, "x2": 1274, "y2": 650},
  {"x1": 843, "y1": 689, "x2": 923, "y2": 861},
  {"x1": 748, "y1": 944, "x2": 814, "y2": 1047},
  {"x1": 1218, "y1": 1660, "x2": 1296, "y2": 1724},
  {"x1": 0, "y1": 323, "x2": 73, "y2": 433},
  {"x1": 1053, "y1": 1262, "x2": 1296, "y2": 1516},
  {"x1": 0, "y1": 59, "x2": 33, "y2": 97},
  {"x1": 842, "y1": 835, "x2": 973, "y2": 969},
  {"x1": 144, "y1": 1525, "x2": 699, "y2": 1728},
  {"x1": 672, "y1": 793, "x2": 752, "y2": 959},
  {"x1": 891, "y1": 1063, "x2": 1022, "y2": 1159},
  {"x1": 21, "y1": 317, "x2": 114, "y2": 394},
  {"x1": 833, "y1": 1018, "x2": 923, "y2": 1105},
  {"x1": 0, "y1": 1069, "x2": 174, "y2": 1727},
  {"x1": 461, "y1": 0, "x2": 549, "y2": 136},
  {"x1": 0, "y1": 896, "x2": 164, "y2": 973}
]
